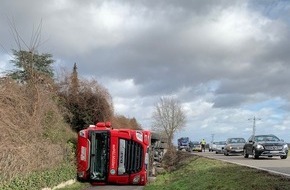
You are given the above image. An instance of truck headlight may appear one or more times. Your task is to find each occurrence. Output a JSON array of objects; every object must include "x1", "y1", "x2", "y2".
[
  {"x1": 110, "y1": 169, "x2": 116, "y2": 175},
  {"x1": 145, "y1": 153, "x2": 149, "y2": 165},
  {"x1": 283, "y1": 144, "x2": 288, "y2": 150},
  {"x1": 79, "y1": 130, "x2": 85, "y2": 137},
  {"x1": 132, "y1": 175, "x2": 140, "y2": 184},
  {"x1": 80, "y1": 146, "x2": 87, "y2": 161},
  {"x1": 78, "y1": 171, "x2": 85, "y2": 178}
]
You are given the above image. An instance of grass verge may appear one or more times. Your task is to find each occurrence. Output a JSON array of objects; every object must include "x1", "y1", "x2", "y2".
[
  {"x1": 0, "y1": 162, "x2": 76, "y2": 190},
  {"x1": 57, "y1": 182, "x2": 89, "y2": 190},
  {"x1": 145, "y1": 155, "x2": 290, "y2": 190}
]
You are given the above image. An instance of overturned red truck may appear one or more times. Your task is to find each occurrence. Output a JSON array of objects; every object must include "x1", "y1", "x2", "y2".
[{"x1": 76, "y1": 122, "x2": 153, "y2": 185}]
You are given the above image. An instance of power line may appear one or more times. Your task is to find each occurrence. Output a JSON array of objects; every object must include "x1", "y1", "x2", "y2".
[{"x1": 248, "y1": 116, "x2": 261, "y2": 136}]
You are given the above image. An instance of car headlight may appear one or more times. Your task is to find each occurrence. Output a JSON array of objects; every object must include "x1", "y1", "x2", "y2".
[
  {"x1": 256, "y1": 144, "x2": 264, "y2": 150},
  {"x1": 283, "y1": 144, "x2": 288, "y2": 150}
]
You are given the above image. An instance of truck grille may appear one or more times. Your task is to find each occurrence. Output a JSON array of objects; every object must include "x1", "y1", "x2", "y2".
[{"x1": 125, "y1": 140, "x2": 143, "y2": 174}]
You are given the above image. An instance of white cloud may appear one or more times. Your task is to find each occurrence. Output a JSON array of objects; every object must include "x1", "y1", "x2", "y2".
[
  {"x1": 0, "y1": 54, "x2": 13, "y2": 76},
  {"x1": 101, "y1": 78, "x2": 140, "y2": 98}
]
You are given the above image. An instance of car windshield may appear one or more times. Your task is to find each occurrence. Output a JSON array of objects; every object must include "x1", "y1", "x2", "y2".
[
  {"x1": 191, "y1": 141, "x2": 200, "y2": 145},
  {"x1": 217, "y1": 141, "x2": 226, "y2": 145},
  {"x1": 180, "y1": 138, "x2": 189, "y2": 143},
  {"x1": 228, "y1": 138, "x2": 246, "y2": 143},
  {"x1": 255, "y1": 135, "x2": 280, "y2": 142}
]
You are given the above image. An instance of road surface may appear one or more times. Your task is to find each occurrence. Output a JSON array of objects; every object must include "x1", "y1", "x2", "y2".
[{"x1": 83, "y1": 185, "x2": 144, "y2": 190}]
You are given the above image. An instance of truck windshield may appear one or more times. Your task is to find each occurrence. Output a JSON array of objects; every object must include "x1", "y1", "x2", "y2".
[
  {"x1": 180, "y1": 138, "x2": 189, "y2": 143},
  {"x1": 89, "y1": 131, "x2": 109, "y2": 181}
]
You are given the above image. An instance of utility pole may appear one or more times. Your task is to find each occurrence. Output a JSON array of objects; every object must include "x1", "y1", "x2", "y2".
[
  {"x1": 248, "y1": 116, "x2": 261, "y2": 136},
  {"x1": 211, "y1": 134, "x2": 215, "y2": 143}
]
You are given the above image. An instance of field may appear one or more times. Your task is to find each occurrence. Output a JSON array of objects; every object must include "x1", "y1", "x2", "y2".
[{"x1": 144, "y1": 154, "x2": 290, "y2": 190}]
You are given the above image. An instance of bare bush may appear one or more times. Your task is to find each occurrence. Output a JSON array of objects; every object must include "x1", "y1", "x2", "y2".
[
  {"x1": 112, "y1": 115, "x2": 142, "y2": 130},
  {"x1": 57, "y1": 65, "x2": 114, "y2": 131}
]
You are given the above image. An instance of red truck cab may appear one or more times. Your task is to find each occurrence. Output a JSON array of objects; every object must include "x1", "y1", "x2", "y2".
[{"x1": 76, "y1": 122, "x2": 151, "y2": 185}]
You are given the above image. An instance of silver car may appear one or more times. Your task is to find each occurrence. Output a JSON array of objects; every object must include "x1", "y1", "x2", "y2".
[
  {"x1": 224, "y1": 138, "x2": 246, "y2": 156},
  {"x1": 215, "y1": 141, "x2": 226, "y2": 154},
  {"x1": 209, "y1": 141, "x2": 218, "y2": 152}
]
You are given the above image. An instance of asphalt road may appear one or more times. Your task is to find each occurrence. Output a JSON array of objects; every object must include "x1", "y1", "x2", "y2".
[{"x1": 193, "y1": 150, "x2": 290, "y2": 177}]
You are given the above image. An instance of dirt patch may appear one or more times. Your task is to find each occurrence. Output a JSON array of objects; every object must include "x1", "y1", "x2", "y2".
[{"x1": 161, "y1": 148, "x2": 194, "y2": 172}]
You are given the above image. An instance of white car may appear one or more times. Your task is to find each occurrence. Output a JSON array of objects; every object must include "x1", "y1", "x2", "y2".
[
  {"x1": 209, "y1": 141, "x2": 218, "y2": 152},
  {"x1": 215, "y1": 141, "x2": 226, "y2": 154}
]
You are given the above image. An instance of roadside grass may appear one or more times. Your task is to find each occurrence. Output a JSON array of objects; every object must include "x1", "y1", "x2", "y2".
[
  {"x1": 57, "y1": 182, "x2": 89, "y2": 190},
  {"x1": 0, "y1": 162, "x2": 76, "y2": 190},
  {"x1": 145, "y1": 155, "x2": 290, "y2": 190}
]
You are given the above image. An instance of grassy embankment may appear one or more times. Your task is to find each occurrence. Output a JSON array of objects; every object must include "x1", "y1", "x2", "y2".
[
  {"x1": 59, "y1": 153, "x2": 290, "y2": 190},
  {"x1": 144, "y1": 155, "x2": 290, "y2": 190},
  {"x1": 0, "y1": 78, "x2": 77, "y2": 190},
  {"x1": 58, "y1": 182, "x2": 88, "y2": 190}
]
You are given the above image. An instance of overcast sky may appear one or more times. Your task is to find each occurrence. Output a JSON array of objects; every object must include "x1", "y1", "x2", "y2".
[{"x1": 1, "y1": 0, "x2": 290, "y2": 144}]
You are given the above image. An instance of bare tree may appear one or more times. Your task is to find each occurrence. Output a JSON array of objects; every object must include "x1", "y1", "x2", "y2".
[
  {"x1": 6, "y1": 19, "x2": 55, "y2": 117},
  {"x1": 152, "y1": 97, "x2": 186, "y2": 148}
]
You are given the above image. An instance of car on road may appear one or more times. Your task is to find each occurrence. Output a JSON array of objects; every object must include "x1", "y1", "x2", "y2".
[
  {"x1": 224, "y1": 137, "x2": 246, "y2": 156},
  {"x1": 190, "y1": 141, "x2": 202, "y2": 152},
  {"x1": 209, "y1": 141, "x2": 218, "y2": 152},
  {"x1": 215, "y1": 141, "x2": 226, "y2": 154},
  {"x1": 243, "y1": 134, "x2": 288, "y2": 159}
]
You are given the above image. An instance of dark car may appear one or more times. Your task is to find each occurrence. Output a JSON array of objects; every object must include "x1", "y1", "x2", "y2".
[
  {"x1": 224, "y1": 137, "x2": 246, "y2": 156},
  {"x1": 243, "y1": 134, "x2": 288, "y2": 159}
]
